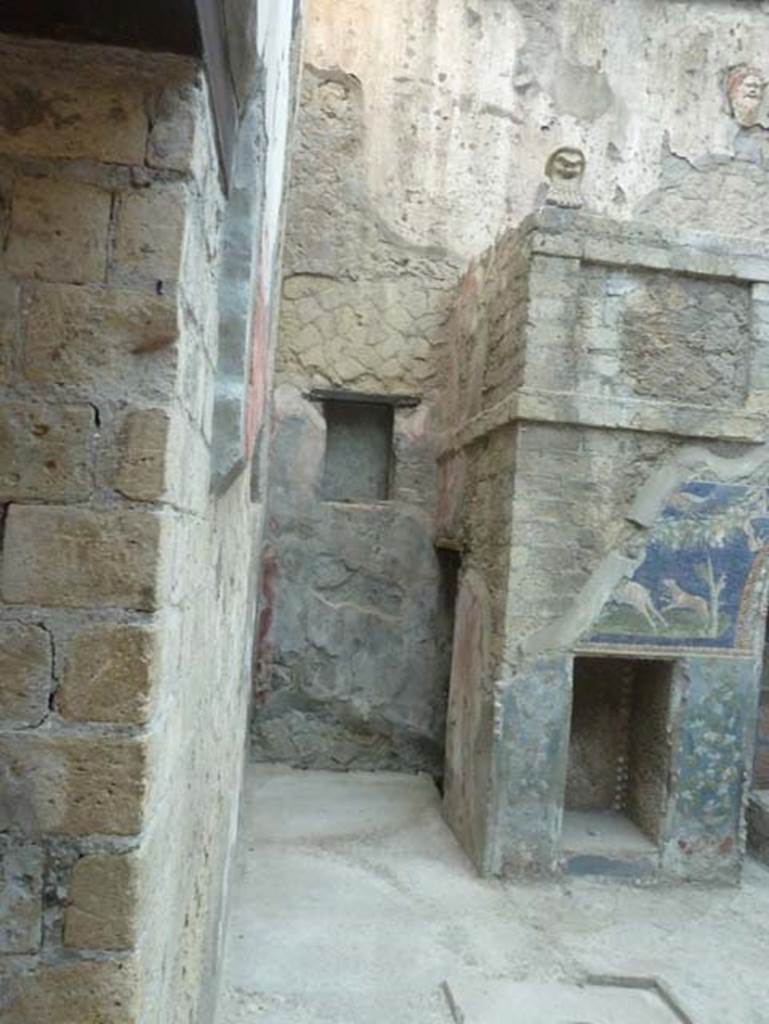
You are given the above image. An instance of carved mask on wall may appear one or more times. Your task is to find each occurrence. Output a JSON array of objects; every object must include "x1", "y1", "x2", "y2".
[
  {"x1": 544, "y1": 146, "x2": 586, "y2": 209},
  {"x1": 727, "y1": 64, "x2": 766, "y2": 127}
]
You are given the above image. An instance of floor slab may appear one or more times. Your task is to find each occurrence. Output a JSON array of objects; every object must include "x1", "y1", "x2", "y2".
[
  {"x1": 217, "y1": 765, "x2": 769, "y2": 1024},
  {"x1": 445, "y1": 977, "x2": 683, "y2": 1023}
]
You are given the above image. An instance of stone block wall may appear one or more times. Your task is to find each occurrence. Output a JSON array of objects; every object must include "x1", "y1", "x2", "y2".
[{"x1": 0, "y1": 37, "x2": 264, "y2": 1022}]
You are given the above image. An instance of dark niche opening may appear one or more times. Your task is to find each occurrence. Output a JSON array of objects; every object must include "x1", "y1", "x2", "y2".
[
  {"x1": 321, "y1": 399, "x2": 394, "y2": 503},
  {"x1": 563, "y1": 656, "x2": 673, "y2": 856}
]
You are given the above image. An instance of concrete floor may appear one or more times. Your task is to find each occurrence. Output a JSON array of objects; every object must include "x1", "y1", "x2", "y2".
[{"x1": 217, "y1": 766, "x2": 769, "y2": 1024}]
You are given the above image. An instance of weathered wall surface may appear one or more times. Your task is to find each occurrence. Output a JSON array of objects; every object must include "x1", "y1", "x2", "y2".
[
  {"x1": 254, "y1": 386, "x2": 453, "y2": 772},
  {"x1": 440, "y1": 213, "x2": 769, "y2": 881},
  {"x1": 252, "y1": 56, "x2": 461, "y2": 772},
  {"x1": 0, "y1": 22, "x2": 297, "y2": 1021},
  {"x1": 256, "y1": 0, "x2": 769, "y2": 775},
  {"x1": 305, "y1": 0, "x2": 769, "y2": 254}
]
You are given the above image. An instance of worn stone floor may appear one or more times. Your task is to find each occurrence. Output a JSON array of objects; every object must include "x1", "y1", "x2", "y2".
[{"x1": 216, "y1": 765, "x2": 769, "y2": 1024}]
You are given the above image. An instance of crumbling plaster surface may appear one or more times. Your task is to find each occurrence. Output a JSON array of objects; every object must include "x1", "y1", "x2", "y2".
[
  {"x1": 305, "y1": 0, "x2": 769, "y2": 256},
  {"x1": 254, "y1": 50, "x2": 462, "y2": 770},
  {"x1": 259, "y1": 0, "x2": 769, "y2": 776},
  {"x1": 434, "y1": 212, "x2": 769, "y2": 879},
  {"x1": 253, "y1": 385, "x2": 453, "y2": 773}
]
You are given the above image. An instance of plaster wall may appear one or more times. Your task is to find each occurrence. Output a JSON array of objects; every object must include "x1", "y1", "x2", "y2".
[
  {"x1": 305, "y1": 0, "x2": 769, "y2": 255},
  {"x1": 257, "y1": 0, "x2": 769, "y2": 774}
]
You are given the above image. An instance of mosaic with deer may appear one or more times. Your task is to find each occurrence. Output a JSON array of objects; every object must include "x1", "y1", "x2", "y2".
[{"x1": 584, "y1": 482, "x2": 769, "y2": 656}]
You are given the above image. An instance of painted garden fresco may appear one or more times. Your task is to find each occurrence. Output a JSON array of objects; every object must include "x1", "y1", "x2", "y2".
[{"x1": 583, "y1": 482, "x2": 769, "y2": 655}]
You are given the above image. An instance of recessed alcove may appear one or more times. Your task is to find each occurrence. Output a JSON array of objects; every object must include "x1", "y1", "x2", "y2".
[
  {"x1": 321, "y1": 398, "x2": 394, "y2": 502},
  {"x1": 562, "y1": 656, "x2": 673, "y2": 862}
]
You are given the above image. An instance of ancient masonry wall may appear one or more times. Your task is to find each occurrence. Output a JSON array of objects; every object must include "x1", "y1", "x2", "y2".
[
  {"x1": 439, "y1": 212, "x2": 769, "y2": 881},
  {"x1": 254, "y1": 0, "x2": 769, "y2": 776},
  {"x1": 252, "y1": 65, "x2": 462, "y2": 773},
  {"x1": 0, "y1": 39, "x2": 262, "y2": 1022}
]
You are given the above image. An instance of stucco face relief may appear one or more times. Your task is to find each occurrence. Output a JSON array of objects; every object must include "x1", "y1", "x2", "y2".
[
  {"x1": 727, "y1": 63, "x2": 767, "y2": 127},
  {"x1": 544, "y1": 146, "x2": 585, "y2": 209}
]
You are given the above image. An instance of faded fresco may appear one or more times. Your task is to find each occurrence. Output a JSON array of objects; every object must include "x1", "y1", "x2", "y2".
[{"x1": 582, "y1": 483, "x2": 769, "y2": 656}]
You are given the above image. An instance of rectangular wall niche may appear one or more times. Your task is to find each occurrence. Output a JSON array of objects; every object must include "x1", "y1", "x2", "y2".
[
  {"x1": 321, "y1": 398, "x2": 394, "y2": 502},
  {"x1": 563, "y1": 657, "x2": 673, "y2": 857}
]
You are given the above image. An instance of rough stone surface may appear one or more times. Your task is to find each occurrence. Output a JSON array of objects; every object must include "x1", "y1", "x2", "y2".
[
  {"x1": 1, "y1": 505, "x2": 161, "y2": 610},
  {"x1": 56, "y1": 623, "x2": 158, "y2": 725},
  {"x1": 111, "y1": 408, "x2": 170, "y2": 502},
  {"x1": 0, "y1": 45, "x2": 148, "y2": 164},
  {"x1": 0, "y1": 959, "x2": 139, "y2": 1024},
  {"x1": 0, "y1": 621, "x2": 52, "y2": 727},
  {"x1": 0, "y1": 279, "x2": 18, "y2": 384},
  {"x1": 112, "y1": 186, "x2": 187, "y2": 286},
  {"x1": 6, "y1": 176, "x2": 111, "y2": 284},
  {"x1": 0, "y1": 734, "x2": 146, "y2": 836},
  {"x1": 22, "y1": 283, "x2": 179, "y2": 399},
  {"x1": 0, "y1": 24, "x2": 300, "y2": 1024},
  {"x1": 0, "y1": 842, "x2": 43, "y2": 953},
  {"x1": 0, "y1": 403, "x2": 96, "y2": 502},
  {"x1": 64, "y1": 853, "x2": 138, "y2": 950}
]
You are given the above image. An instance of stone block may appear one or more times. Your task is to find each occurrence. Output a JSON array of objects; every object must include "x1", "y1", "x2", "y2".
[
  {"x1": 0, "y1": 621, "x2": 51, "y2": 727},
  {"x1": 147, "y1": 76, "x2": 203, "y2": 173},
  {"x1": 0, "y1": 403, "x2": 95, "y2": 502},
  {"x1": 113, "y1": 186, "x2": 187, "y2": 285},
  {"x1": 22, "y1": 283, "x2": 178, "y2": 398},
  {"x1": 0, "y1": 843, "x2": 43, "y2": 953},
  {"x1": 0, "y1": 733, "x2": 146, "y2": 836},
  {"x1": 1, "y1": 959, "x2": 139, "y2": 1024},
  {"x1": 57, "y1": 624, "x2": 158, "y2": 725},
  {"x1": 112, "y1": 408, "x2": 170, "y2": 502},
  {"x1": 0, "y1": 66, "x2": 147, "y2": 165},
  {"x1": 64, "y1": 853, "x2": 138, "y2": 950},
  {"x1": 0, "y1": 279, "x2": 18, "y2": 384},
  {"x1": 1, "y1": 505, "x2": 161, "y2": 610},
  {"x1": 6, "y1": 176, "x2": 111, "y2": 284}
]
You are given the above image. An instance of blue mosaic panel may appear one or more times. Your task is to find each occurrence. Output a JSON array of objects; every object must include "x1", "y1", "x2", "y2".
[{"x1": 583, "y1": 482, "x2": 769, "y2": 654}]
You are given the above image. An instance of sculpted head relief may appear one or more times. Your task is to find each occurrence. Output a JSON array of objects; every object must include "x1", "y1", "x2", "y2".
[
  {"x1": 727, "y1": 64, "x2": 766, "y2": 127},
  {"x1": 544, "y1": 146, "x2": 586, "y2": 209}
]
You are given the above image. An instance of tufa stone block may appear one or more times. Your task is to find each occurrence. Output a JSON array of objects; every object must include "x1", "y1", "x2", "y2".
[
  {"x1": 0, "y1": 403, "x2": 95, "y2": 502},
  {"x1": 0, "y1": 621, "x2": 51, "y2": 727},
  {"x1": 57, "y1": 624, "x2": 158, "y2": 725},
  {"x1": 22, "y1": 283, "x2": 178, "y2": 398},
  {"x1": 0, "y1": 733, "x2": 146, "y2": 836},
  {"x1": 7, "y1": 176, "x2": 111, "y2": 284},
  {"x1": 0, "y1": 68, "x2": 147, "y2": 165},
  {"x1": 1, "y1": 958, "x2": 139, "y2": 1024},
  {"x1": 0, "y1": 279, "x2": 19, "y2": 385},
  {"x1": 112, "y1": 408, "x2": 170, "y2": 502},
  {"x1": 0, "y1": 842, "x2": 43, "y2": 953},
  {"x1": 113, "y1": 186, "x2": 187, "y2": 286},
  {"x1": 146, "y1": 77, "x2": 203, "y2": 173},
  {"x1": 64, "y1": 853, "x2": 138, "y2": 950},
  {"x1": 1, "y1": 505, "x2": 161, "y2": 611}
]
